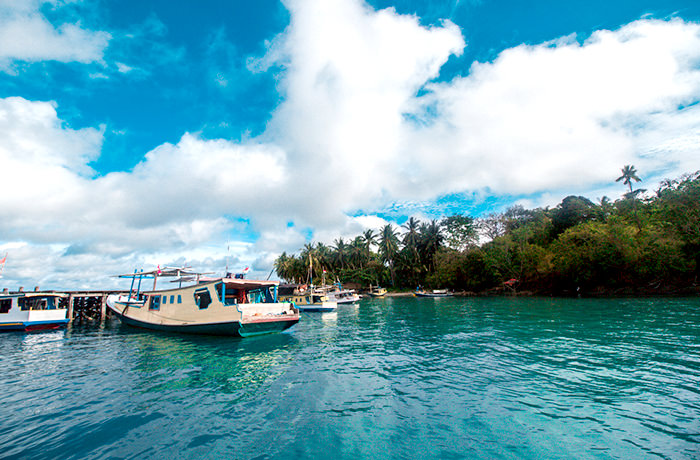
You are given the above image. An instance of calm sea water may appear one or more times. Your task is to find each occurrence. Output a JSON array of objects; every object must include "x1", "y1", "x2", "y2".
[{"x1": 1, "y1": 297, "x2": 699, "y2": 459}]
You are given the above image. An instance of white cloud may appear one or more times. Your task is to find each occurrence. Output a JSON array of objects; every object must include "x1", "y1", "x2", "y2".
[
  {"x1": 399, "y1": 19, "x2": 700, "y2": 200},
  {"x1": 3, "y1": 0, "x2": 700, "y2": 288},
  {"x1": 0, "y1": 0, "x2": 110, "y2": 71}
]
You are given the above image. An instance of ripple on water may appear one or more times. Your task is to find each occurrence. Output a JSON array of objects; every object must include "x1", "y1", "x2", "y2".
[{"x1": 1, "y1": 297, "x2": 699, "y2": 459}]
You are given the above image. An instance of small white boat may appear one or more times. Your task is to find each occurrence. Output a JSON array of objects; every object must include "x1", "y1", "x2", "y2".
[
  {"x1": 0, "y1": 291, "x2": 69, "y2": 331},
  {"x1": 414, "y1": 288, "x2": 454, "y2": 298},
  {"x1": 326, "y1": 289, "x2": 361, "y2": 304},
  {"x1": 316, "y1": 282, "x2": 361, "y2": 304},
  {"x1": 107, "y1": 268, "x2": 300, "y2": 337}
]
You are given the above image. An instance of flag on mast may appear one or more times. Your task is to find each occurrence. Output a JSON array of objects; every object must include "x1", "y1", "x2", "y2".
[{"x1": 0, "y1": 253, "x2": 6, "y2": 277}]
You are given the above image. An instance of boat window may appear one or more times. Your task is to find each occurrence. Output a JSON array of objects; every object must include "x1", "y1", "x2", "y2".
[
  {"x1": 150, "y1": 295, "x2": 161, "y2": 311},
  {"x1": 0, "y1": 299, "x2": 11, "y2": 313},
  {"x1": 170, "y1": 295, "x2": 175, "y2": 304},
  {"x1": 18, "y1": 298, "x2": 47, "y2": 311},
  {"x1": 177, "y1": 295, "x2": 182, "y2": 304},
  {"x1": 215, "y1": 282, "x2": 225, "y2": 302},
  {"x1": 162, "y1": 296, "x2": 167, "y2": 305},
  {"x1": 194, "y1": 288, "x2": 212, "y2": 309},
  {"x1": 260, "y1": 287, "x2": 274, "y2": 303}
]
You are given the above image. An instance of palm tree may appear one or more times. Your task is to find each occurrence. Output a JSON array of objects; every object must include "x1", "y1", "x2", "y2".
[
  {"x1": 378, "y1": 224, "x2": 399, "y2": 286},
  {"x1": 333, "y1": 238, "x2": 347, "y2": 270},
  {"x1": 274, "y1": 252, "x2": 291, "y2": 282},
  {"x1": 412, "y1": 219, "x2": 445, "y2": 277},
  {"x1": 300, "y1": 243, "x2": 319, "y2": 283},
  {"x1": 402, "y1": 217, "x2": 420, "y2": 248},
  {"x1": 315, "y1": 242, "x2": 332, "y2": 275},
  {"x1": 362, "y1": 229, "x2": 376, "y2": 266},
  {"x1": 616, "y1": 165, "x2": 642, "y2": 193}
]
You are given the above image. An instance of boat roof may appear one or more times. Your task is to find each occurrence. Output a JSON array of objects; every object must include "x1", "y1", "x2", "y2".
[
  {"x1": 0, "y1": 292, "x2": 67, "y2": 298},
  {"x1": 114, "y1": 266, "x2": 213, "y2": 279},
  {"x1": 199, "y1": 277, "x2": 279, "y2": 290}
]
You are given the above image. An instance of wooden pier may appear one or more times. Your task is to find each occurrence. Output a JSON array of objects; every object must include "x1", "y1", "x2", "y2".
[
  {"x1": 63, "y1": 291, "x2": 125, "y2": 321},
  {"x1": 1, "y1": 287, "x2": 125, "y2": 322}
]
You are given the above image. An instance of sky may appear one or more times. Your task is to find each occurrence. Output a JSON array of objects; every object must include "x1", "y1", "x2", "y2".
[{"x1": 1, "y1": 0, "x2": 699, "y2": 290}]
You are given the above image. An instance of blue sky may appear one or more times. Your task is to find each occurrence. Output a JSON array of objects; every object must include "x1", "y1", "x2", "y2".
[{"x1": 1, "y1": 0, "x2": 699, "y2": 289}]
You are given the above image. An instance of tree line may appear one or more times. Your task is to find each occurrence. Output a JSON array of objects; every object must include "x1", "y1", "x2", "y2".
[{"x1": 274, "y1": 168, "x2": 700, "y2": 295}]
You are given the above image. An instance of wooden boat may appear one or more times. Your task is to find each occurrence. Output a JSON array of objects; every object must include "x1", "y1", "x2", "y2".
[
  {"x1": 106, "y1": 268, "x2": 299, "y2": 337},
  {"x1": 414, "y1": 288, "x2": 454, "y2": 298},
  {"x1": 367, "y1": 286, "x2": 387, "y2": 297},
  {"x1": 0, "y1": 291, "x2": 69, "y2": 331},
  {"x1": 316, "y1": 283, "x2": 361, "y2": 304},
  {"x1": 279, "y1": 291, "x2": 337, "y2": 312}
]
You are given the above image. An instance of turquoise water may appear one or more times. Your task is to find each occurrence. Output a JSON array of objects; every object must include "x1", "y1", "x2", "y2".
[{"x1": 2, "y1": 297, "x2": 699, "y2": 459}]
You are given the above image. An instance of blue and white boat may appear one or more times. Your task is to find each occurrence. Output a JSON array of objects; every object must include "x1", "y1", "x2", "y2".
[{"x1": 0, "y1": 291, "x2": 69, "y2": 331}]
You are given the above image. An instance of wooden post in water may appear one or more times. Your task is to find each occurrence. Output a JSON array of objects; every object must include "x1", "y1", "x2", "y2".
[
  {"x1": 100, "y1": 294, "x2": 107, "y2": 319},
  {"x1": 67, "y1": 294, "x2": 74, "y2": 322}
]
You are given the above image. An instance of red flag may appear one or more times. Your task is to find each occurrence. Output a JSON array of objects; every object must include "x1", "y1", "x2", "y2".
[
  {"x1": 243, "y1": 266, "x2": 249, "y2": 273},
  {"x1": 157, "y1": 264, "x2": 162, "y2": 275},
  {"x1": 0, "y1": 254, "x2": 6, "y2": 266}
]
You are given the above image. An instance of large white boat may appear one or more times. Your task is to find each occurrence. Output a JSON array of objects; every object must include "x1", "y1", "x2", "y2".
[
  {"x1": 0, "y1": 291, "x2": 69, "y2": 331},
  {"x1": 106, "y1": 268, "x2": 300, "y2": 337}
]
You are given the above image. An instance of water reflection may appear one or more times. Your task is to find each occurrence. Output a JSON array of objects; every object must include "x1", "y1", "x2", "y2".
[{"x1": 115, "y1": 325, "x2": 299, "y2": 396}]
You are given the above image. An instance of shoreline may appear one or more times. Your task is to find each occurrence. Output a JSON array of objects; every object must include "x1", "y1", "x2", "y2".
[{"x1": 376, "y1": 287, "x2": 700, "y2": 298}]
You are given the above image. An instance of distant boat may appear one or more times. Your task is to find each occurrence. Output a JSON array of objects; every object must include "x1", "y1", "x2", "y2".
[
  {"x1": 0, "y1": 291, "x2": 69, "y2": 331},
  {"x1": 106, "y1": 268, "x2": 299, "y2": 337},
  {"x1": 315, "y1": 282, "x2": 361, "y2": 304},
  {"x1": 414, "y1": 288, "x2": 454, "y2": 298},
  {"x1": 367, "y1": 286, "x2": 387, "y2": 297},
  {"x1": 278, "y1": 284, "x2": 337, "y2": 312}
]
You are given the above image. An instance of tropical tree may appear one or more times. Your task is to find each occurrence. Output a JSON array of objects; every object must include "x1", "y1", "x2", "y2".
[
  {"x1": 440, "y1": 214, "x2": 477, "y2": 251},
  {"x1": 418, "y1": 219, "x2": 444, "y2": 273},
  {"x1": 274, "y1": 252, "x2": 292, "y2": 282},
  {"x1": 616, "y1": 165, "x2": 642, "y2": 193},
  {"x1": 378, "y1": 224, "x2": 400, "y2": 286},
  {"x1": 349, "y1": 236, "x2": 365, "y2": 269},
  {"x1": 362, "y1": 229, "x2": 376, "y2": 263},
  {"x1": 315, "y1": 242, "x2": 333, "y2": 275},
  {"x1": 333, "y1": 238, "x2": 347, "y2": 270}
]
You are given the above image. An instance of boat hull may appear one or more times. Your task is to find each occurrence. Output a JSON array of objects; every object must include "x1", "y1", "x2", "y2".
[
  {"x1": 0, "y1": 319, "x2": 69, "y2": 332},
  {"x1": 297, "y1": 304, "x2": 336, "y2": 312},
  {"x1": 109, "y1": 304, "x2": 298, "y2": 337},
  {"x1": 414, "y1": 293, "x2": 454, "y2": 298}
]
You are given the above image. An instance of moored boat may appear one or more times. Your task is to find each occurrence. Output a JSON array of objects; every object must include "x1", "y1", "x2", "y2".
[
  {"x1": 414, "y1": 288, "x2": 454, "y2": 298},
  {"x1": 316, "y1": 284, "x2": 361, "y2": 304},
  {"x1": 367, "y1": 286, "x2": 387, "y2": 297},
  {"x1": 278, "y1": 285, "x2": 337, "y2": 312},
  {"x1": 106, "y1": 268, "x2": 300, "y2": 337},
  {"x1": 313, "y1": 279, "x2": 361, "y2": 304},
  {"x1": 0, "y1": 291, "x2": 69, "y2": 331}
]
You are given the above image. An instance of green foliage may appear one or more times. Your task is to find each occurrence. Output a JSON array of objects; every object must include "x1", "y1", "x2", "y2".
[
  {"x1": 550, "y1": 195, "x2": 600, "y2": 237},
  {"x1": 552, "y1": 221, "x2": 638, "y2": 289},
  {"x1": 274, "y1": 171, "x2": 700, "y2": 295},
  {"x1": 440, "y1": 214, "x2": 477, "y2": 251}
]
